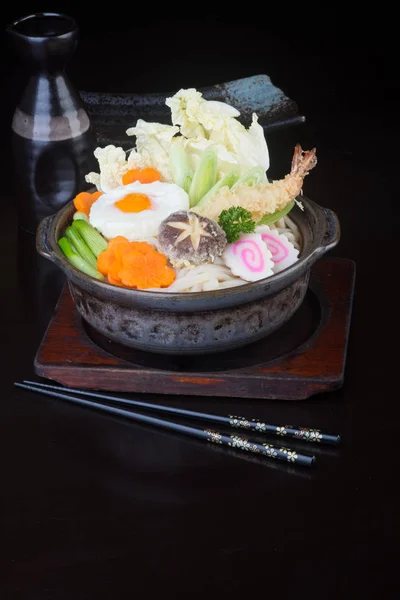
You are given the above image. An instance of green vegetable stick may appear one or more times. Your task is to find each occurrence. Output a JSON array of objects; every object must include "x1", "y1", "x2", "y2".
[
  {"x1": 169, "y1": 140, "x2": 193, "y2": 193},
  {"x1": 232, "y1": 166, "x2": 266, "y2": 189},
  {"x1": 257, "y1": 201, "x2": 295, "y2": 226},
  {"x1": 58, "y1": 237, "x2": 104, "y2": 280},
  {"x1": 72, "y1": 219, "x2": 108, "y2": 257},
  {"x1": 65, "y1": 226, "x2": 97, "y2": 269},
  {"x1": 73, "y1": 211, "x2": 90, "y2": 223},
  {"x1": 189, "y1": 149, "x2": 217, "y2": 207},
  {"x1": 195, "y1": 168, "x2": 240, "y2": 209}
]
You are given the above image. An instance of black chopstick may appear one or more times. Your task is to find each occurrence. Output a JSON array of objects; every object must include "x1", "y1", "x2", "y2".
[
  {"x1": 15, "y1": 382, "x2": 316, "y2": 468},
  {"x1": 21, "y1": 380, "x2": 340, "y2": 445}
]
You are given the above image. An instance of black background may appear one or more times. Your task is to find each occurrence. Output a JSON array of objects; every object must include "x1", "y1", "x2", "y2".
[{"x1": 0, "y1": 3, "x2": 399, "y2": 599}]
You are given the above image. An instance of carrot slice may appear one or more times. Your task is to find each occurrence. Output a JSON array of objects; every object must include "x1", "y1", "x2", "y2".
[
  {"x1": 73, "y1": 190, "x2": 103, "y2": 216},
  {"x1": 107, "y1": 236, "x2": 131, "y2": 250},
  {"x1": 107, "y1": 274, "x2": 123, "y2": 286},
  {"x1": 97, "y1": 238, "x2": 175, "y2": 289},
  {"x1": 97, "y1": 250, "x2": 115, "y2": 275},
  {"x1": 122, "y1": 167, "x2": 161, "y2": 185}
]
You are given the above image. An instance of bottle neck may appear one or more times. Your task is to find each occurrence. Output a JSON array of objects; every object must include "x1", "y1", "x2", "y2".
[{"x1": 7, "y1": 13, "x2": 78, "y2": 74}]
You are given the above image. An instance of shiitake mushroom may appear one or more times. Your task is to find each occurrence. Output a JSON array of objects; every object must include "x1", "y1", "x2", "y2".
[{"x1": 158, "y1": 210, "x2": 227, "y2": 267}]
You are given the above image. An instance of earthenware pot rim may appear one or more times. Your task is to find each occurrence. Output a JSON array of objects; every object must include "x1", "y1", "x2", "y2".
[{"x1": 36, "y1": 194, "x2": 340, "y2": 308}]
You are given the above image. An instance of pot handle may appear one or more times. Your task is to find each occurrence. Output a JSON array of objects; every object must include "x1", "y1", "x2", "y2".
[
  {"x1": 36, "y1": 213, "x2": 59, "y2": 262},
  {"x1": 304, "y1": 204, "x2": 341, "y2": 270},
  {"x1": 315, "y1": 206, "x2": 341, "y2": 254}
]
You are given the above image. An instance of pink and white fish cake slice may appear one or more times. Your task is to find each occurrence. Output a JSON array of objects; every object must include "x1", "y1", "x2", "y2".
[
  {"x1": 222, "y1": 233, "x2": 274, "y2": 282},
  {"x1": 255, "y1": 225, "x2": 299, "y2": 273}
]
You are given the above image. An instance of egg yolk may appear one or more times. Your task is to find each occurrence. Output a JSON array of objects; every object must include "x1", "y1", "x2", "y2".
[{"x1": 115, "y1": 193, "x2": 152, "y2": 213}]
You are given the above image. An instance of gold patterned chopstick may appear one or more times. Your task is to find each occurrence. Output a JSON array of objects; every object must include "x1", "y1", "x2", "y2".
[
  {"x1": 21, "y1": 380, "x2": 340, "y2": 445},
  {"x1": 15, "y1": 381, "x2": 316, "y2": 467}
]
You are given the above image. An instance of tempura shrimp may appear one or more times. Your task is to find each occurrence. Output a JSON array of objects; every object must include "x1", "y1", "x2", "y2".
[{"x1": 194, "y1": 144, "x2": 317, "y2": 223}]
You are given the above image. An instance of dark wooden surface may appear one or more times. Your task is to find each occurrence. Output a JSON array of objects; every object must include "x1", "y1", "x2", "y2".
[
  {"x1": 0, "y1": 7, "x2": 398, "y2": 599},
  {"x1": 34, "y1": 258, "x2": 355, "y2": 400}
]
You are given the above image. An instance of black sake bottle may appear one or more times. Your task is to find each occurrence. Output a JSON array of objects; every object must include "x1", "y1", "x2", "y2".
[{"x1": 7, "y1": 13, "x2": 98, "y2": 234}]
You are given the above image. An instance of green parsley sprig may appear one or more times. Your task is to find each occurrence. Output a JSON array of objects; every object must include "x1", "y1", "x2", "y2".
[{"x1": 218, "y1": 206, "x2": 256, "y2": 243}]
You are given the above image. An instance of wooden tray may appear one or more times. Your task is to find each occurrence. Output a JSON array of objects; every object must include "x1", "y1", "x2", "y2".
[{"x1": 34, "y1": 257, "x2": 355, "y2": 400}]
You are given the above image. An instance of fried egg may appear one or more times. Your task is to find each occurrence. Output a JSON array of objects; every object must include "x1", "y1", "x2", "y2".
[{"x1": 89, "y1": 181, "x2": 189, "y2": 241}]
